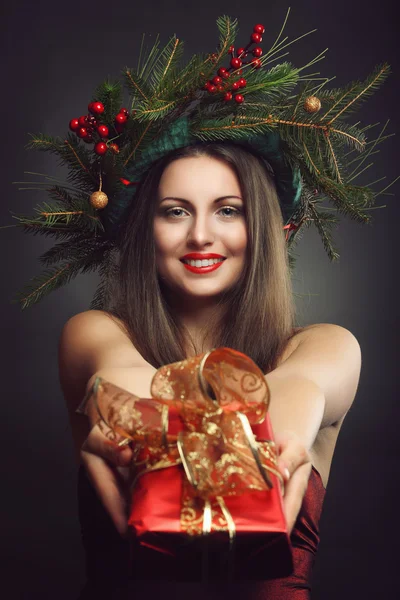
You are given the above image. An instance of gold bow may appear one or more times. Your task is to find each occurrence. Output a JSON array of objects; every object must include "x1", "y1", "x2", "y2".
[{"x1": 91, "y1": 347, "x2": 283, "y2": 539}]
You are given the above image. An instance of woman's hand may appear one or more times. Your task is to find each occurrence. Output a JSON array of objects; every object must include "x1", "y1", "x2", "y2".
[
  {"x1": 80, "y1": 420, "x2": 133, "y2": 537},
  {"x1": 274, "y1": 430, "x2": 313, "y2": 536}
]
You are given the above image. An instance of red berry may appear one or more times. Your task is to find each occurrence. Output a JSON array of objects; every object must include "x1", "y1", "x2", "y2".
[
  {"x1": 224, "y1": 92, "x2": 233, "y2": 102},
  {"x1": 97, "y1": 125, "x2": 109, "y2": 138},
  {"x1": 230, "y1": 57, "x2": 242, "y2": 69},
  {"x1": 83, "y1": 134, "x2": 93, "y2": 144},
  {"x1": 212, "y1": 76, "x2": 222, "y2": 85},
  {"x1": 90, "y1": 102, "x2": 105, "y2": 115},
  {"x1": 109, "y1": 143, "x2": 120, "y2": 154},
  {"x1": 238, "y1": 78, "x2": 247, "y2": 88},
  {"x1": 115, "y1": 113, "x2": 128, "y2": 124},
  {"x1": 251, "y1": 33, "x2": 262, "y2": 44},
  {"x1": 78, "y1": 115, "x2": 88, "y2": 127},
  {"x1": 69, "y1": 119, "x2": 79, "y2": 132},
  {"x1": 253, "y1": 47, "x2": 263, "y2": 57},
  {"x1": 218, "y1": 67, "x2": 227, "y2": 77},
  {"x1": 253, "y1": 24, "x2": 265, "y2": 34},
  {"x1": 94, "y1": 142, "x2": 108, "y2": 155},
  {"x1": 88, "y1": 102, "x2": 95, "y2": 113},
  {"x1": 235, "y1": 94, "x2": 245, "y2": 104},
  {"x1": 251, "y1": 58, "x2": 262, "y2": 69},
  {"x1": 207, "y1": 84, "x2": 217, "y2": 93},
  {"x1": 120, "y1": 107, "x2": 129, "y2": 117},
  {"x1": 222, "y1": 70, "x2": 230, "y2": 79},
  {"x1": 217, "y1": 85, "x2": 224, "y2": 92},
  {"x1": 229, "y1": 45, "x2": 235, "y2": 54},
  {"x1": 237, "y1": 47, "x2": 246, "y2": 57},
  {"x1": 232, "y1": 81, "x2": 240, "y2": 91},
  {"x1": 77, "y1": 127, "x2": 89, "y2": 139}
]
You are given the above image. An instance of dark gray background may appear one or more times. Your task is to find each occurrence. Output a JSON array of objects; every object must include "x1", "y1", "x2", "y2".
[{"x1": 1, "y1": 0, "x2": 398, "y2": 598}]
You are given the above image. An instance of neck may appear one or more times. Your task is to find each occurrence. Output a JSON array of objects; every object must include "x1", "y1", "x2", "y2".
[{"x1": 164, "y1": 292, "x2": 225, "y2": 356}]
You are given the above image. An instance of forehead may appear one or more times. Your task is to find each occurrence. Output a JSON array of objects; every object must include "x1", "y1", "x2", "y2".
[{"x1": 158, "y1": 155, "x2": 241, "y2": 196}]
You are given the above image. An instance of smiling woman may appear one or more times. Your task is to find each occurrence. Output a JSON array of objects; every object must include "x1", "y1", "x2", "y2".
[{"x1": 108, "y1": 142, "x2": 294, "y2": 366}]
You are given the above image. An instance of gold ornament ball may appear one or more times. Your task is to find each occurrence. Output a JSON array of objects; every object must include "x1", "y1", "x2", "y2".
[
  {"x1": 90, "y1": 191, "x2": 109, "y2": 210},
  {"x1": 304, "y1": 96, "x2": 322, "y2": 113}
]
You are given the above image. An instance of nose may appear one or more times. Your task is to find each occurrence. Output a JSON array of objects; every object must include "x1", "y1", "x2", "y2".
[{"x1": 186, "y1": 213, "x2": 215, "y2": 247}]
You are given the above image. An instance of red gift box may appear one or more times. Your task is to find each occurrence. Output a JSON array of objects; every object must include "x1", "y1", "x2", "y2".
[{"x1": 92, "y1": 348, "x2": 293, "y2": 581}]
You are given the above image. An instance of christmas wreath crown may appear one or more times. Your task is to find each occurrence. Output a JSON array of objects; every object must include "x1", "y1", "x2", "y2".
[{"x1": 3, "y1": 10, "x2": 398, "y2": 310}]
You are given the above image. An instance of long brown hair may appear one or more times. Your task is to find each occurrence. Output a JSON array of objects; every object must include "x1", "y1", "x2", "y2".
[{"x1": 105, "y1": 142, "x2": 297, "y2": 374}]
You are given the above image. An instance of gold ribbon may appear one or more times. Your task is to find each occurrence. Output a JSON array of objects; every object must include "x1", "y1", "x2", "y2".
[{"x1": 91, "y1": 347, "x2": 283, "y2": 541}]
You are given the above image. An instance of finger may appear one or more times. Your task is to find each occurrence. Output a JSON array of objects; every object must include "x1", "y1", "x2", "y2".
[
  {"x1": 282, "y1": 462, "x2": 312, "y2": 534},
  {"x1": 81, "y1": 449, "x2": 130, "y2": 538},
  {"x1": 275, "y1": 437, "x2": 311, "y2": 480},
  {"x1": 82, "y1": 422, "x2": 133, "y2": 467}
]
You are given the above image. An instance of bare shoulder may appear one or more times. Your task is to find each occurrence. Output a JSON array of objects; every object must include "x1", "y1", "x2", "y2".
[{"x1": 59, "y1": 309, "x2": 148, "y2": 369}]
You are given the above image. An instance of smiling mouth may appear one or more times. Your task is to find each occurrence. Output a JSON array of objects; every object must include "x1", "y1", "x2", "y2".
[{"x1": 181, "y1": 257, "x2": 225, "y2": 267}]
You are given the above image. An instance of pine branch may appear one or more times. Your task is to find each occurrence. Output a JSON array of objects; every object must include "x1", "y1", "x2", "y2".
[
  {"x1": 322, "y1": 63, "x2": 391, "y2": 124},
  {"x1": 12, "y1": 244, "x2": 110, "y2": 310},
  {"x1": 123, "y1": 67, "x2": 153, "y2": 104},
  {"x1": 11, "y1": 198, "x2": 103, "y2": 234},
  {"x1": 192, "y1": 115, "x2": 276, "y2": 141},
  {"x1": 151, "y1": 36, "x2": 185, "y2": 90},
  {"x1": 308, "y1": 203, "x2": 340, "y2": 260},
  {"x1": 39, "y1": 233, "x2": 108, "y2": 266},
  {"x1": 90, "y1": 247, "x2": 119, "y2": 310}
]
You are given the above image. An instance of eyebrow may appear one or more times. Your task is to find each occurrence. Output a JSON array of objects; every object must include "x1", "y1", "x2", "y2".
[{"x1": 159, "y1": 195, "x2": 243, "y2": 204}]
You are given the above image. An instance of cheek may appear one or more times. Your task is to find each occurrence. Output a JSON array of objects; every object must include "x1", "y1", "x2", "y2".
[
  {"x1": 229, "y1": 223, "x2": 247, "y2": 254},
  {"x1": 153, "y1": 221, "x2": 182, "y2": 258}
]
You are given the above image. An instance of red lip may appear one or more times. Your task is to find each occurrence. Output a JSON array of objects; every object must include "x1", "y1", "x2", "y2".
[
  {"x1": 180, "y1": 253, "x2": 226, "y2": 260},
  {"x1": 182, "y1": 261, "x2": 224, "y2": 274}
]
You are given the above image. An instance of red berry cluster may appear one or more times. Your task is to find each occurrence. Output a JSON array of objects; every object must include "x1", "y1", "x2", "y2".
[
  {"x1": 69, "y1": 101, "x2": 130, "y2": 156},
  {"x1": 204, "y1": 23, "x2": 265, "y2": 104}
]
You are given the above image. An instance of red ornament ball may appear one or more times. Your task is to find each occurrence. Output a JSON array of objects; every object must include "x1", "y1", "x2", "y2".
[
  {"x1": 77, "y1": 127, "x2": 89, "y2": 139},
  {"x1": 212, "y1": 76, "x2": 223, "y2": 85},
  {"x1": 224, "y1": 92, "x2": 233, "y2": 102},
  {"x1": 230, "y1": 57, "x2": 242, "y2": 69},
  {"x1": 237, "y1": 47, "x2": 246, "y2": 57},
  {"x1": 251, "y1": 33, "x2": 263, "y2": 44},
  {"x1": 251, "y1": 58, "x2": 262, "y2": 69},
  {"x1": 97, "y1": 125, "x2": 109, "y2": 138},
  {"x1": 253, "y1": 47, "x2": 263, "y2": 57},
  {"x1": 238, "y1": 78, "x2": 247, "y2": 88},
  {"x1": 94, "y1": 142, "x2": 108, "y2": 155},
  {"x1": 235, "y1": 94, "x2": 245, "y2": 104},
  {"x1": 229, "y1": 45, "x2": 235, "y2": 54},
  {"x1": 115, "y1": 113, "x2": 128, "y2": 124},
  {"x1": 218, "y1": 67, "x2": 227, "y2": 77},
  {"x1": 253, "y1": 24, "x2": 265, "y2": 34},
  {"x1": 89, "y1": 102, "x2": 105, "y2": 115},
  {"x1": 69, "y1": 119, "x2": 79, "y2": 132},
  {"x1": 232, "y1": 81, "x2": 240, "y2": 91},
  {"x1": 78, "y1": 115, "x2": 88, "y2": 127}
]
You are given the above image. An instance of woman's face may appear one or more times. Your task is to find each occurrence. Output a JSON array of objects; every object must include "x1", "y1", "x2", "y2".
[{"x1": 153, "y1": 155, "x2": 247, "y2": 302}]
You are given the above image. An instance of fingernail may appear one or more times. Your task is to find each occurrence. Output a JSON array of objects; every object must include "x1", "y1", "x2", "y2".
[{"x1": 283, "y1": 467, "x2": 290, "y2": 480}]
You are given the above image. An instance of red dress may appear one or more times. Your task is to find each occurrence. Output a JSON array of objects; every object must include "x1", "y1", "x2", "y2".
[{"x1": 77, "y1": 465, "x2": 325, "y2": 599}]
